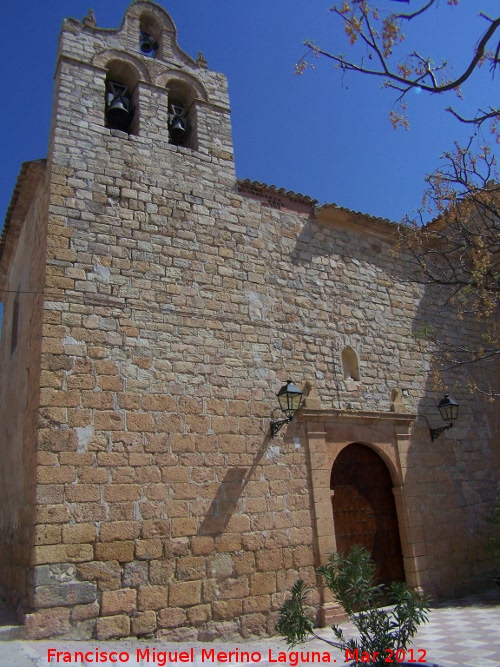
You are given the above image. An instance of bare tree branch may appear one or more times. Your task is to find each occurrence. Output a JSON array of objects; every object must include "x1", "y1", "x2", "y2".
[
  {"x1": 394, "y1": 1, "x2": 436, "y2": 21},
  {"x1": 446, "y1": 107, "x2": 500, "y2": 126}
]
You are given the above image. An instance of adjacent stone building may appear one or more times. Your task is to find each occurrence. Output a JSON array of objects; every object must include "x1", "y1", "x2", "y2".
[{"x1": 0, "y1": 0, "x2": 498, "y2": 640}]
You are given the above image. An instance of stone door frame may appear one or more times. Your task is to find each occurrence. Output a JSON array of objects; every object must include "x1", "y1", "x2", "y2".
[{"x1": 297, "y1": 408, "x2": 434, "y2": 624}]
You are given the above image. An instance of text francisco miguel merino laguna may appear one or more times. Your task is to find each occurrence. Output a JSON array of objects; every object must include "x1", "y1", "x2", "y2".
[
  {"x1": 47, "y1": 646, "x2": 429, "y2": 665},
  {"x1": 46, "y1": 648, "x2": 335, "y2": 666},
  {"x1": 46, "y1": 648, "x2": 334, "y2": 666}
]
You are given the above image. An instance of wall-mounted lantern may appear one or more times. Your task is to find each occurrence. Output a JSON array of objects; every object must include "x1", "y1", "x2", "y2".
[
  {"x1": 428, "y1": 394, "x2": 459, "y2": 441},
  {"x1": 270, "y1": 380, "x2": 303, "y2": 438}
]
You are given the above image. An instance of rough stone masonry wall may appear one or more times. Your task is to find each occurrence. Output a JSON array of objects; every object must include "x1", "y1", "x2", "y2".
[
  {"x1": 0, "y1": 161, "x2": 48, "y2": 615},
  {"x1": 20, "y1": 1, "x2": 499, "y2": 641},
  {"x1": 257, "y1": 201, "x2": 499, "y2": 601},
  {"x1": 405, "y1": 287, "x2": 500, "y2": 598}
]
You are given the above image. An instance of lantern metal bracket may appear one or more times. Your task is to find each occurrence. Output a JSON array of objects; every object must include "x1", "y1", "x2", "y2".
[
  {"x1": 428, "y1": 422, "x2": 453, "y2": 442},
  {"x1": 270, "y1": 413, "x2": 294, "y2": 438}
]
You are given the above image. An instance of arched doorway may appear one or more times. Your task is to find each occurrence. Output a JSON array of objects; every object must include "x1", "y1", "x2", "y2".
[{"x1": 330, "y1": 443, "x2": 405, "y2": 586}]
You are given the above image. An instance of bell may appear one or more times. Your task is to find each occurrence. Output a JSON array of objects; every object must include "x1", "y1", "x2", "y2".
[
  {"x1": 140, "y1": 33, "x2": 156, "y2": 55},
  {"x1": 106, "y1": 96, "x2": 130, "y2": 130},
  {"x1": 169, "y1": 116, "x2": 187, "y2": 143}
]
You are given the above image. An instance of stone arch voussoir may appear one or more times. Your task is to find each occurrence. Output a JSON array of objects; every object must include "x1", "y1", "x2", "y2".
[
  {"x1": 155, "y1": 70, "x2": 208, "y2": 102},
  {"x1": 127, "y1": 1, "x2": 177, "y2": 34},
  {"x1": 93, "y1": 50, "x2": 152, "y2": 84}
]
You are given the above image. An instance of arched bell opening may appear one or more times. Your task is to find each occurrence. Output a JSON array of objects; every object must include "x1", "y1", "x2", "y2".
[
  {"x1": 166, "y1": 79, "x2": 198, "y2": 149},
  {"x1": 330, "y1": 442, "x2": 405, "y2": 587},
  {"x1": 104, "y1": 61, "x2": 139, "y2": 135},
  {"x1": 139, "y1": 12, "x2": 162, "y2": 58}
]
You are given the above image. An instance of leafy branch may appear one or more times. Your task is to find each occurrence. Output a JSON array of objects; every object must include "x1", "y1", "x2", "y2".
[
  {"x1": 297, "y1": 1, "x2": 500, "y2": 129},
  {"x1": 400, "y1": 138, "x2": 499, "y2": 395},
  {"x1": 276, "y1": 546, "x2": 430, "y2": 664}
]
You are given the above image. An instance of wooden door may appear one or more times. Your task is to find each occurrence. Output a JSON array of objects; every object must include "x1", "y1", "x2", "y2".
[{"x1": 330, "y1": 443, "x2": 405, "y2": 586}]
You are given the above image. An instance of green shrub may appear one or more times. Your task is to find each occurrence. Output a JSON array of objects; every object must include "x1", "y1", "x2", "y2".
[{"x1": 276, "y1": 545, "x2": 430, "y2": 665}]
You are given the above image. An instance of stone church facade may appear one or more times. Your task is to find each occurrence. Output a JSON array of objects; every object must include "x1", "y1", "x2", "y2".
[{"x1": 0, "y1": 0, "x2": 497, "y2": 640}]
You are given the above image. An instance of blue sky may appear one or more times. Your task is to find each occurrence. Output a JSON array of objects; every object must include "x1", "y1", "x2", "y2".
[{"x1": 0, "y1": 0, "x2": 498, "y2": 230}]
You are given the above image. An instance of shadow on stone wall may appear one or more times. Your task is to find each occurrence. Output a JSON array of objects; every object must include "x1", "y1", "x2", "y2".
[
  {"x1": 198, "y1": 433, "x2": 272, "y2": 536},
  {"x1": 408, "y1": 266, "x2": 499, "y2": 598}
]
